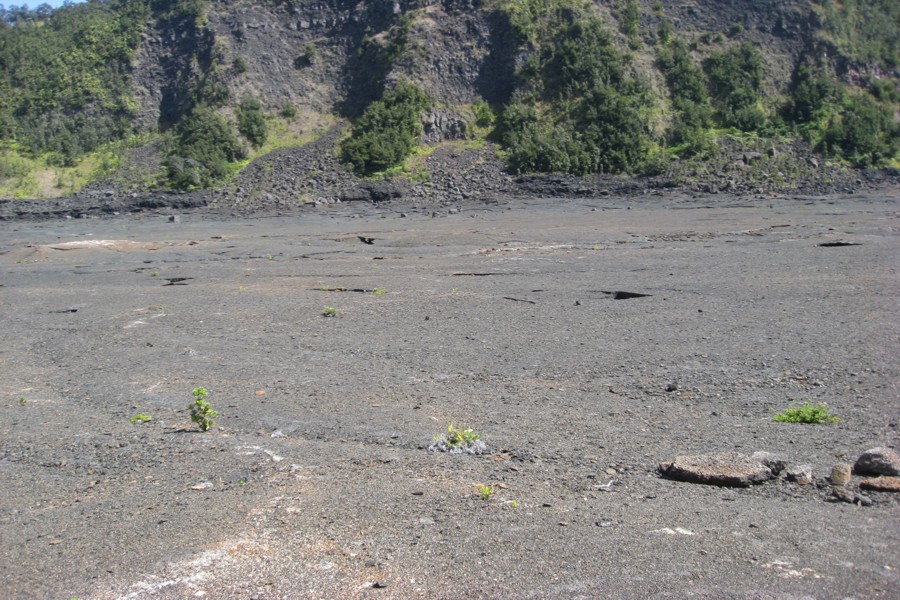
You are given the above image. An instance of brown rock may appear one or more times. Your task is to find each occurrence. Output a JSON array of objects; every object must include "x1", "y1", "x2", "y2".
[
  {"x1": 854, "y1": 447, "x2": 900, "y2": 476},
  {"x1": 830, "y1": 463, "x2": 852, "y2": 486},
  {"x1": 661, "y1": 452, "x2": 773, "y2": 487},
  {"x1": 859, "y1": 476, "x2": 900, "y2": 492}
]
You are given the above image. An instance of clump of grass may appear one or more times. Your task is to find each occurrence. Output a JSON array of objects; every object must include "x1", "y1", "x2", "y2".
[
  {"x1": 130, "y1": 413, "x2": 152, "y2": 424},
  {"x1": 773, "y1": 401, "x2": 839, "y2": 424},
  {"x1": 475, "y1": 483, "x2": 494, "y2": 501},
  {"x1": 322, "y1": 306, "x2": 339, "y2": 317},
  {"x1": 428, "y1": 424, "x2": 489, "y2": 455}
]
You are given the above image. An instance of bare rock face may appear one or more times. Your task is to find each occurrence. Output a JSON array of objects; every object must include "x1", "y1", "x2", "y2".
[
  {"x1": 660, "y1": 452, "x2": 773, "y2": 487},
  {"x1": 854, "y1": 447, "x2": 900, "y2": 476}
]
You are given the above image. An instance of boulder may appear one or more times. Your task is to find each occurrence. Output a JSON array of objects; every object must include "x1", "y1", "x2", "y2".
[
  {"x1": 660, "y1": 452, "x2": 773, "y2": 487},
  {"x1": 859, "y1": 476, "x2": 900, "y2": 492},
  {"x1": 854, "y1": 447, "x2": 900, "y2": 476}
]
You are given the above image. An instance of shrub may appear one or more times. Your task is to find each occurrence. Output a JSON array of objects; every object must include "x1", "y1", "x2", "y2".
[
  {"x1": 773, "y1": 401, "x2": 839, "y2": 424},
  {"x1": 822, "y1": 93, "x2": 900, "y2": 167},
  {"x1": 784, "y1": 65, "x2": 842, "y2": 125},
  {"x1": 703, "y1": 42, "x2": 766, "y2": 131},
  {"x1": 618, "y1": 0, "x2": 640, "y2": 38},
  {"x1": 165, "y1": 106, "x2": 244, "y2": 189},
  {"x1": 189, "y1": 387, "x2": 218, "y2": 431},
  {"x1": 280, "y1": 103, "x2": 298, "y2": 119},
  {"x1": 497, "y1": 8, "x2": 652, "y2": 175},
  {"x1": 657, "y1": 40, "x2": 716, "y2": 156},
  {"x1": 472, "y1": 101, "x2": 495, "y2": 128},
  {"x1": 341, "y1": 81, "x2": 430, "y2": 175},
  {"x1": 236, "y1": 95, "x2": 268, "y2": 149}
]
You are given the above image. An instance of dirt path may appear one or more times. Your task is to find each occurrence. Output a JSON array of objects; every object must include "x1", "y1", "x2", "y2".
[{"x1": 1, "y1": 191, "x2": 898, "y2": 599}]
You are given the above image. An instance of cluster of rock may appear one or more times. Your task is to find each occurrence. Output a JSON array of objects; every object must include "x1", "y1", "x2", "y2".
[
  {"x1": 427, "y1": 436, "x2": 490, "y2": 456},
  {"x1": 659, "y1": 447, "x2": 900, "y2": 505}
]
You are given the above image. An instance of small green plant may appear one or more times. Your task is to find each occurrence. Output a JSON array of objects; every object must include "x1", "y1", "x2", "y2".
[
  {"x1": 189, "y1": 387, "x2": 218, "y2": 431},
  {"x1": 18, "y1": 396, "x2": 27, "y2": 405},
  {"x1": 441, "y1": 424, "x2": 480, "y2": 447},
  {"x1": 373, "y1": 288, "x2": 387, "y2": 295},
  {"x1": 773, "y1": 401, "x2": 839, "y2": 424},
  {"x1": 130, "y1": 413, "x2": 152, "y2": 424},
  {"x1": 475, "y1": 483, "x2": 494, "y2": 501},
  {"x1": 322, "y1": 306, "x2": 339, "y2": 317},
  {"x1": 509, "y1": 499, "x2": 519, "y2": 508}
]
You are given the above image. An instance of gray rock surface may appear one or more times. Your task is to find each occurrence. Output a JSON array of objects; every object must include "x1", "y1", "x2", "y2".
[
  {"x1": 1, "y1": 192, "x2": 898, "y2": 599},
  {"x1": 786, "y1": 464, "x2": 815, "y2": 485},
  {"x1": 751, "y1": 451, "x2": 788, "y2": 475}
]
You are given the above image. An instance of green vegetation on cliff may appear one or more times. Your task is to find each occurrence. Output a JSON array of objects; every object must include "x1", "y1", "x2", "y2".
[
  {"x1": 497, "y1": 1, "x2": 652, "y2": 175},
  {"x1": 341, "y1": 81, "x2": 431, "y2": 176},
  {"x1": 0, "y1": 0, "x2": 897, "y2": 196},
  {"x1": 0, "y1": 0, "x2": 150, "y2": 167}
]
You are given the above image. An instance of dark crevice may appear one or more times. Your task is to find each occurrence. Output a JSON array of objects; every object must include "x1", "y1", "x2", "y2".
[
  {"x1": 599, "y1": 291, "x2": 652, "y2": 300},
  {"x1": 163, "y1": 278, "x2": 192, "y2": 286},
  {"x1": 502, "y1": 297, "x2": 536, "y2": 304}
]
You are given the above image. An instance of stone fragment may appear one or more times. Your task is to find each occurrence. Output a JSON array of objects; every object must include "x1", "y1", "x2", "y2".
[
  {"x1": 786, "y1": 464, "x2": 814, "y2": 485},
  {"x1": 751, "y1": 451, "x2": 788, "y2": 475},
  {"x1": 854, "y1": 447, "x2": 900, "y2": 476},
  {"x1": 830, "y1": 463, "x2": 852, "y2": 486},
  {"x1": 829, "y1": 487, "x2": 873, "y2": 506},
  {"x1": 859, "y1": 476, "x2": 900, "y2": 492},
  {"x1": 660, "y1": 452, "x2": 773, "y2": 487},
  {"x1": 829, "y1": 487, "x2": 855, "y2": 503}
]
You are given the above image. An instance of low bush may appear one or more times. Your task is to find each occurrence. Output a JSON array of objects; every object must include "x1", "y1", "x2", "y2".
[{"x1": 773, "y1": 401, "x2": 839, "y2": 424}]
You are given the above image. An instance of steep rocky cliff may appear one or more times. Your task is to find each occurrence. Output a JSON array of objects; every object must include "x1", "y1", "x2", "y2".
[{"x1": 0, "y1": 0, "x2": 897, "y2": 206}]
